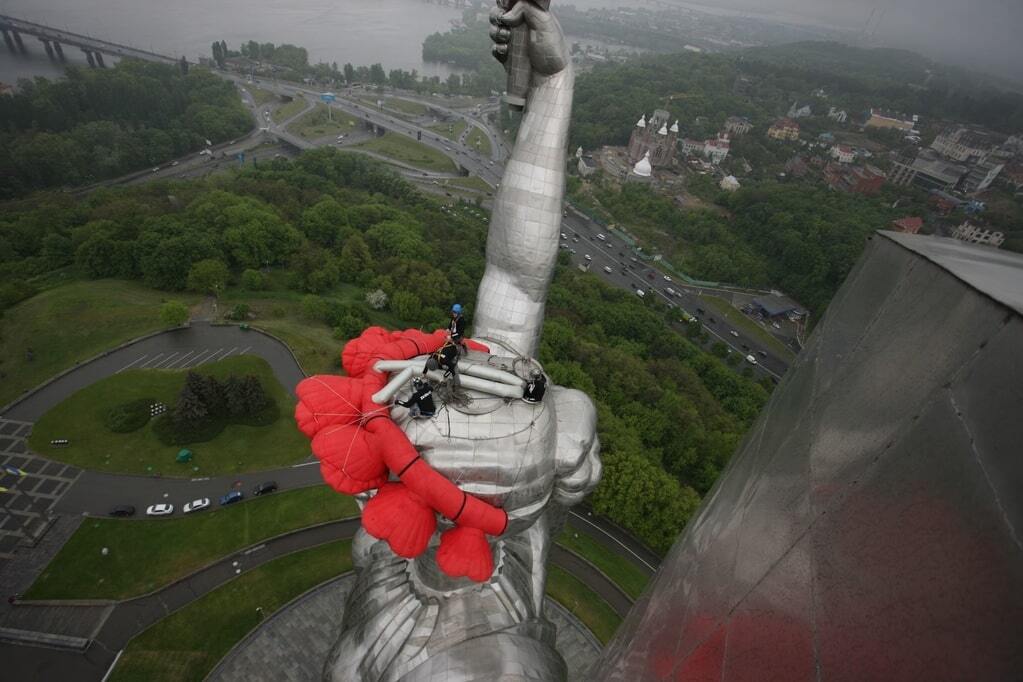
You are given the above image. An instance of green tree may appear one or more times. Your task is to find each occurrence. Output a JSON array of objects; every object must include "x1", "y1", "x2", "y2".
[
  {"x1": 240, "y1": 269, "x2": 265, "y2": 290},
  {"x1": 390, "y1": 290, "x2": 422, "y2": 322},
  {"x1": 160, "y1": 300, "x2": 189, "y2": 327},
  {"x1": 187, "y1": 259, "x2": 229, "y2": 295}
]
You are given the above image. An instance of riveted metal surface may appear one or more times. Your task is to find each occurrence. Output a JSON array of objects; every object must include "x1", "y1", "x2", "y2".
[{"x1": 598, "y1": 234, "x2": 1023, "y2": 681}]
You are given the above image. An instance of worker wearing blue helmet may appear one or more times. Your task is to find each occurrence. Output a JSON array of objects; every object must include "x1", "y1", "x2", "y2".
[{"x1": 448, "y1": 304, "x2": 466, "y2": 352}]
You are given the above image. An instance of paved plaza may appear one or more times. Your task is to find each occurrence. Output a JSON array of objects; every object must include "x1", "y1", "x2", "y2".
[{"x1": 0, "y1": 419, "x2": 80, "y2": 572}]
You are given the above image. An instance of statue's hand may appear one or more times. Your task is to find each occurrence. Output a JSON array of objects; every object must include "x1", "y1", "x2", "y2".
[{"x1": 490, "y1": 1, "x2": 569, "y2": 78}]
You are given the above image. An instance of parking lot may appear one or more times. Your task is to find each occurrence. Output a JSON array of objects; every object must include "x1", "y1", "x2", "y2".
[{"x1": 114, "y1": 345, "x2": 254, "y2": 373}]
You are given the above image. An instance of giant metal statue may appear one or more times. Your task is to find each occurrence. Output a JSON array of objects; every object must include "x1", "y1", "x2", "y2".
[{"x1": 292, "y1": 2, "x2": 599, "y2": 680}]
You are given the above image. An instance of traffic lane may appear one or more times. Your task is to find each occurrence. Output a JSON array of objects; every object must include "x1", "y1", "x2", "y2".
[
  {"x1": 562, "y1": 225, "x2": 785, "y2": 377},
  {"x1": 563, "y1": 240, "x2": 777, "y2": 380}
]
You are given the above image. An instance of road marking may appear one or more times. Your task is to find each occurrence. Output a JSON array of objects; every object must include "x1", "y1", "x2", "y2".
[
  {"x1": 139, "y1": 353, "x2": 165, "y2": 369},
  {"x1": 240, "y1": 346, "x2": 251, "y2": 355},
  {"x1": 115, "y1": 355, "x2": 148, "y2": 373},
  {"x1": 569, "y1": 510, "x2": 657, "y2": 572},
  {"x1": 220, "y1": 346, "x2": 239, "y2": 360},
  {"x1": 198, "y1": 348, "x2": 225, "y2": 366},
  {"x1": 291, "y1": 461, "x2": 318, "y2": 468},
  {"x1": 185, "y1": 349, "x2": 212, "y2": 367},
  {"x1": 190, "y1": 477, "x2": 210, "y2": 482},
  {"x1": 151, "y1": 352, "x2": 179, "y2": 369},
  {"x1": 164, "y1": 350, "x2": 195, "y2": 368}
]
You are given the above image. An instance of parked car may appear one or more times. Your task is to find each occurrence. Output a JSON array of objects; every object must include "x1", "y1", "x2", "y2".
[
  {"x1": 666, "y1": 287, "x2": 676, "y2": 296},
  {"x1": 253, "y1": 481, "x2": 278, "y2": 496},
  {"x1": 584, "y1": 254, "x2": 592, "y2": 261},
  {"x1": 663, "y1": 275, "x2": 672, "y2": 282},
  {"x1": 109, "y1": 505, "x2": 136, "y2": 518},
  {"x1": 220, "y1": 491, "x2": 244, "y2": 506},
  {"x1": 772, "y1": 322, "x2": 782, "y2": 330},
  {"x1": 596, "y1": 233, "x2": 606, "y2": 241},
  {"x1": 746, "y1": 354, "x2": 758, "y2": 365},
  {"x1": 183, "y1": 498, "x2": 211, "y2": 514},
  {"x1": 757, "y1": 350, "x2": 768, "y2": 358},
  {"x1": 730, "y1": 330, "x2": 740, "y2": 338},
  {"x1": 603, "y1": 266, "x2": 613, "y2": 274},
  {"x1": 146, "y1": 503, "x2": 174, "y2": 516}
]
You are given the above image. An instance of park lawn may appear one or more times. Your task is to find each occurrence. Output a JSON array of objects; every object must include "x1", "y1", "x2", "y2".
[
  {"x1": 351, "y1": 133, "x2": 457, "y2": 173},
  {"x1": 28, "y1": 355, "x2": 309, "y2": 476},
  {"x1": 545, "y1": 565, "x2": 621, "y2": 644},
  {"x1": 271, "y1": 97, "x2": 308, "y2": 124},
  {"x1": 0, "y1": 279, "x2": 194, "y2": 408},
  {"x1": 465, "y1": 126, "x2": 492, "y2": 156},
  {"x1": 26, "y1": 486, "x2": 357, "y2": 601},
  {"x1": 430, "y1": 120, "x2": 467, "y2": 142},
  {"x1": 441, "y1": 176, "x2": 493, "y2": 193},
  {"x1": 698, "y1": 294, "x2": 795, "y2": 360},
  {"x1": 291, "y1": 104, "x2": 360, "y2": 140},
  {"x1": 218, "y1": 288, "x2": 408, "y2": 375},
  {"x1": 246, "y1": 86, "x2": 278, "y2": 106},
  {"x1": 109, "y1": 539, "x2": 353, "y2": 682},
  {"x1": 556, "y1": 529, "x2": 649, "y2": 600}
]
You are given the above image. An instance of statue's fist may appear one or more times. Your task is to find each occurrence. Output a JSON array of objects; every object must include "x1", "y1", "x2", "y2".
[{"x1": 489, "y1": 1, "x2": 569, "y2": 77}]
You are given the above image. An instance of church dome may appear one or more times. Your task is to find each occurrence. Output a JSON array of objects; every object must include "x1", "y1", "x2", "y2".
[
  {"x1": 636, "y1": 114, "x2": 647, "y2": 128},
  {"x1": 658, "y1": 124, "x2": 668, "y2": 136},
  {"x1": 632, "y1": 151, "x2": 653, "y2": 177},
  {"x1": 670, "y1": 120, "x2": 679, "y2": 133}
]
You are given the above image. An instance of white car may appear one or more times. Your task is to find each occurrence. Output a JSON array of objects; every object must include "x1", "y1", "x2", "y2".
[
  {"x1": 596, "y1": 233, "x2": 606, "y2": 241},
  {"x1": 146, "y1": 503, "x2": 174, "y2": 516},
  {"x1": 561, "y1": 233, "x2": 567, "y2": 240},
  {"x1": 603, "y1": 266, "x2": 613, "y2": 274},
  {"x1": 772, "y1": 322, "x2": 781, "y2": 329},
  {"x1": 746, "y1": 354, "x2": 758, "y2": 365},
  {"x1": 663, "y1": 275, "x2": 672, "y2": 282},
  {"x1": 730, "y1": 330, "x2": 739, "y2": 338},
  {"x1": 584, "y1": 254, "x2": 592, "y2": 261},
  {"x1": 183, "y1": 498, "x2": 211, "y2": 514}
]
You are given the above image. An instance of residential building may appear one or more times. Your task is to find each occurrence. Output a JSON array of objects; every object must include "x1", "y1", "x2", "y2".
[
  {"x1": 784, "y1": 156, "x2": 810, "y2": 179},
  {"x1": 887, "y1": 149, "x2": 967, "y2": 192},
  {"x1": 952, "y1": 221, "x2": 1004, "y2": 248},
  {"x1": 703, "y1": 135, "x2": 730, "y2": 165},
  {"x1": 830, "y1": 144, "x2": 855, "y2": 164},
  {"x1": 890, "y1": 217, "x2": 923, "y2": 234},
  {"x1": 628, "y1": 110, "x2": 678, "y2": 167},
  {"x1": 827, "y1": 107, "x2": 848, "y2": 123},
  {"x1": 865, "y1": 108, "x2": 916, "y2": 131},
  {"x1": 723, "y1": 116, "x2": 753, "y2": 136},
  {"x1": 787, "y1": 102, "x2": 813, "y2": 119},
  {"x1": 818, "y1": 132, "x2": 836, "y2": 145},
  {"x1": 680, "y1": 138, "x2": 702, "y2": 156},
  {"x1": 1000, "y1": 162, "x2": 1023, "y2": 190},
  {"x1": 960, "y1": 158, "x2": 1004, "y2": 194},
  {"x1": 719, "y1": 175, "x2": 741, "y2": 192},
  {"x1": 767, "y1": 118, "x2": 800, "y2": 141},
  {"x1": 931, "y1": 126, "x2": 1002, "y2": 163},
  {"x1": 825, "y1": 163, "x2": 885, "y2": 195}
]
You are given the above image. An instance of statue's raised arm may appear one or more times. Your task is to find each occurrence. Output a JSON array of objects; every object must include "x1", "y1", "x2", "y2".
[{"x1": 475, "y1": 1, "x2": 573, "y2": 358}]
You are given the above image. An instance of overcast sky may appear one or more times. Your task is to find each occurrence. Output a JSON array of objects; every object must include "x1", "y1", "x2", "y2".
[{"x1": 688, "y1": 0, "x2": 1023, "y2": 83}]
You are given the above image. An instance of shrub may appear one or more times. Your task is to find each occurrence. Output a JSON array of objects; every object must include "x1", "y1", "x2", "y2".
[
  {"x1": 104, "y1": 399, "x2": 153, "y2": 433},
  {"x1": 240, "y1": 269, "x2": 266, "y2": 291},
  {"x1": 226, "y1": 303, "x2": 250, "y2": 321}
]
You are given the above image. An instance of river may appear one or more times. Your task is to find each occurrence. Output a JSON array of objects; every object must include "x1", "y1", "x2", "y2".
[{"x1": 0, "y1": 0, "x2": 626, "y2": 86}]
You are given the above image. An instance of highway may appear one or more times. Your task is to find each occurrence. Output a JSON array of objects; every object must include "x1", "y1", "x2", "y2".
[{"x1": 83, "y1": 72, "x2": 795, "y2": 378}]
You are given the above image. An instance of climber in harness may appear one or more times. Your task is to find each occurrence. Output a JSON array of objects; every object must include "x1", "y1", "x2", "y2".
[
  {"x1": 449, "y1": 303, "x2": 467, "y2": 353},
  {"x1": 396, "y1": 376, "x2": 436, "y2": 419},
  {"x1": 424, "y1": 338, "x2": 460, "y2": 385},
  {"x1": 522, "y1": 369, "x2": 547, "y2": 404}
]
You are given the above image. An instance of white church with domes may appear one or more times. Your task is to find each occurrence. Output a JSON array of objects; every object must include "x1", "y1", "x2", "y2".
[{"x1": 627, "y1": 109, "x2": 679, "y2": 169}]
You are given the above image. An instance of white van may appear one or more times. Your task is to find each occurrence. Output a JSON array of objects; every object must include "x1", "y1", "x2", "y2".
[
  {"x1": 636, "y1": 289, "x2": 645, "y2": 298},
  {"x1": 745, "y1": 354, "x2": 758, "y2": 365}
]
